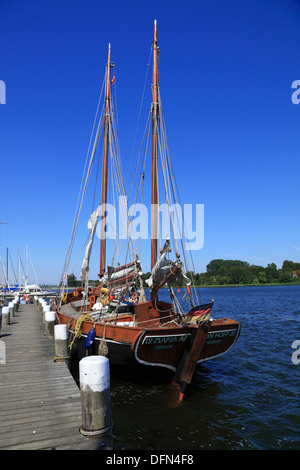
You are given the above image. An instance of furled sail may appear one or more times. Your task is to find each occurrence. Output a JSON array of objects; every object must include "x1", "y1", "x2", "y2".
[
  {"x1": 146, "y1": 239, "x2": 191, "y2": 291},
  {"x1": 80, "y1": 205, "x2": 101, "y2": 282},
  {"x1": 101, "y1": 260, "x2": 142, "y2": 286}
]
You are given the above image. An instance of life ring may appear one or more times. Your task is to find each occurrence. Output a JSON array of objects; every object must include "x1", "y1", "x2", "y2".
[{"x1": 73, "y1": 290, "x2": 79, "y2": 297}]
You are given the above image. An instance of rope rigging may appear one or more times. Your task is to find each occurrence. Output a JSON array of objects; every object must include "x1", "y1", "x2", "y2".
[{"x1": 59, "y1": 39, "x2": 201, "y2": 314}]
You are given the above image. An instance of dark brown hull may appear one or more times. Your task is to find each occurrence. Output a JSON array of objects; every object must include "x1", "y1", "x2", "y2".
[{"x1": 55, "y1": 302, "x2": 240, "y2": 374}]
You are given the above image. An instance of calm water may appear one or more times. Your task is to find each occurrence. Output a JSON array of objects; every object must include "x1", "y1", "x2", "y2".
[{"x1": 108, "y1": 285, "x2": 300, "y2": 450}]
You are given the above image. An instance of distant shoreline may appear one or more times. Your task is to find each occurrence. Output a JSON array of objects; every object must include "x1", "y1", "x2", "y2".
[
  {"x1": 42, "y1": 281, "x2": 300, "y2": 289},
  {"x1": 192, "y1": 281, "x2": 300, "y2": 288}
]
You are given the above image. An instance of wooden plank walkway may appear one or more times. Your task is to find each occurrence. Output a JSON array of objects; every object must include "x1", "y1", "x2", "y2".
[{"x1": 0, "y1": 301, "x2": 105, "y2": 450}]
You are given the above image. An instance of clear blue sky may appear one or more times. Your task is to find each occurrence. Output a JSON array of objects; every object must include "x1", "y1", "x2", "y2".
[{"x1": 0, "y1": 0, "x2": 299, "y2": 285}]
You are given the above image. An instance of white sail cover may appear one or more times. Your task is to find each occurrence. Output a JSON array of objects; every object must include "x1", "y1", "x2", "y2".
[
  {"x1": 80, "y1": 205, "x2": 101, "y2": 282},
  {"x1": 101, "y1": 263, "x2": 138, "y2": 285},
  {"x1": 146, "y1": 240, "x2": 191, "y2": 288}
]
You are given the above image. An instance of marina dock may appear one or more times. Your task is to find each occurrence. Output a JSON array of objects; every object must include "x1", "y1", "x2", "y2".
[{"x1": 0, "y1": 301, "x2": 104, "y2": 450}]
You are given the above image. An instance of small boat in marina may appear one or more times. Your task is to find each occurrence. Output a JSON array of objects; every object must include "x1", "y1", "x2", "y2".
[
  {"x1": 54, "y1": 21, "x2": 240, "y2": 399},
  {"x1": 0, "y1": 245, "x2": 53, "y2": 300}
]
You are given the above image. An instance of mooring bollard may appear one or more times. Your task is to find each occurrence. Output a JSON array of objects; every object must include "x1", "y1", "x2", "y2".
[
  {"x1": 54, "y1": 324, "x2": 69, "y2": 363},
  {"x1": 79, "y1": 356, "x2": 113, "y2": 447},
  {"x1": 2, "y1": 306, "x2": 10, "y2": 326},
  {"x1": 41, "y1": 301, "x2": 46, "y2": 316},
  {"x1": 8, "y1": 301, "x2": 15, "y2": 318},
  {"x1": 42, "y1": 304, "x2": 50, "y2": 323},
  {"x1": 13, "y1": 297, "x2": 19, "y2": 311},
  {"x1": 45, "y1": 310, "x2": 56, "y2": 339}
]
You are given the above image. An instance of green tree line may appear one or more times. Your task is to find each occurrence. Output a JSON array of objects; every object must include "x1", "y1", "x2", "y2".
[{"x1": 188, "y1": 259, "x2": 300, "y2": 286}]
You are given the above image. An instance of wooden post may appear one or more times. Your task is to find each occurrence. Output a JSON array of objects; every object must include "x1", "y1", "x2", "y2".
[
  {"x1": 2, "y1": 306, "x2": 10, "y2": 326},
  {"x1": 54, "y1": 324, "x2": 69, "y2": 363},
  {"x1": 13, "y1": 297, "x2": 19, "y2": 311},
  {"x1": 79, "y1": 356, "x2": 113, "y2": 447},
  {"x1": 44, "y1": 310, "x2": 56, "y2": 339}
]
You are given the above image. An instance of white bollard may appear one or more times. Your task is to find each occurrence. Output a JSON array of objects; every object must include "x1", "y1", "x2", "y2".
[
  {"x1": 54, "y1": 324, "x2": 69, "y2": 362},
  {"x1": 2, "y1": 306, "x2": 10, "y2": 326},
  {"x1": 44, "y1": 310, "x2": 56, "y2": 339},
  {"x1": 79, "y1": 356, "x2": 113, "y2": 445},
  {"x1": 8, "y1": 301, "x2": 15, "y2": 318},
  {"x1": 42, "y1": 304, "x2": 50, "y2": 323}
]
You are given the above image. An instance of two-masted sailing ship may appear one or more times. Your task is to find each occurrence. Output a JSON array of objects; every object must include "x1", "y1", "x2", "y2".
[{"x1": 54, "y1": 21, "x2": 240, "y2": 399}]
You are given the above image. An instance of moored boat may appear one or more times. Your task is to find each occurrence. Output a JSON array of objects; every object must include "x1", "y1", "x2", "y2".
[{"x1": 54, "y1": 21, "x2": 241, "y2": 399}]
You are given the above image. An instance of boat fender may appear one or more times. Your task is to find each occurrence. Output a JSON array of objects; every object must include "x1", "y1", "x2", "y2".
[
  {"x1": 85, "y1": 326, "x2": 96, "y2": 349},
  {"x1": 100, "y1": 287, "x2": 110, "y2": 306},
  {"x1": 101, "y1": 297, "x2": 110, "y2": 306}
]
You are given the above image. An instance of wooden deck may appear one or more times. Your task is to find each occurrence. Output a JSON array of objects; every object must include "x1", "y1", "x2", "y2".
[{"x1": 0, "y1": 302, "x2": 107, "y2": 450}]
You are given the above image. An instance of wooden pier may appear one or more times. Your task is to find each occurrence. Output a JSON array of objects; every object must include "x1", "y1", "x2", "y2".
[{"x1": 0, "y1": 301, "x2": 105, "y2": 450}]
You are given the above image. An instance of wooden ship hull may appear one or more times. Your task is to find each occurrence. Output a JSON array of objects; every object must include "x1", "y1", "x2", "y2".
[
  {"x1": 57, "y1": 308, "x2": 240, "y2": 370},
  {"x1": 55, "y1": 294, "x2": 240, "y2": 394}
]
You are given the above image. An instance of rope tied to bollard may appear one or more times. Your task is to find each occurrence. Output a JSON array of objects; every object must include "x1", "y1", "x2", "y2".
[
  {"x1": 54, "y1": 355, "x2": 70, "y2": 362},
  {"x1": 80, "y1": 424, "x2": 114, "y2": 437}
]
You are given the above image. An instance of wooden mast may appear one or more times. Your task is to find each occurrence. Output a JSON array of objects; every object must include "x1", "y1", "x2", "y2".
[
  {"x1": 151, "y1": 20, "x2": 159, "y2": 270},
  {"x1": 100, "y1": 43, "x2": 112, "y2": 276}
]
